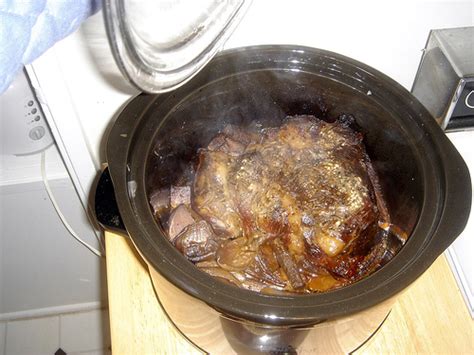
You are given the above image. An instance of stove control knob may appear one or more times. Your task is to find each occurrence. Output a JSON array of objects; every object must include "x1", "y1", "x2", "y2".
[{"x1": 29, "y1": 126, "x2": 46, "y2": 141}]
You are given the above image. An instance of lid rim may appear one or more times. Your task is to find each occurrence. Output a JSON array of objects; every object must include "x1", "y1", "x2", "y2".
[{"x1": 102, "y1": 0, "x2": 252, "y2": 93}]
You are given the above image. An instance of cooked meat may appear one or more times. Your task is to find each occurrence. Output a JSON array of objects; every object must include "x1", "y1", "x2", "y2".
[
  {"x1": 168, "y1": 204, "x2": 197, "y2": 240},
  {"x1": 154, "y1": 115, "x2": 396, "y2": 293},
  {"x1": 222, "y1": 124, "x2": 259, "y2": 147},
  {"x1": 149, "y1": 188, "x2": 170, "y2": 217},
  {"x1": 193, "y1": 151, "x2": 243, "y2": 237},
  {"x1": 173, "y1": 220, "x2": 219, "y2": 262},
  {"x1": 170, "y1": 185, "x2": 191, "y2": 208},
  {"x1": 207, "y1": 133, "x2": 246, "y2": 156}
]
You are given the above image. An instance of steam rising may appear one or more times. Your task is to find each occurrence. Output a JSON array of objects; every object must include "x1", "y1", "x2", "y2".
[{"x1": 145, "y1": 51, "x2": 422, "y2": 237}]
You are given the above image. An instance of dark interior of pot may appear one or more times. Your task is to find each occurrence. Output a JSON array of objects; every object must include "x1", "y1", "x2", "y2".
[{"x1": 146, "y1": 68, "x2": 423, "y2": 256}]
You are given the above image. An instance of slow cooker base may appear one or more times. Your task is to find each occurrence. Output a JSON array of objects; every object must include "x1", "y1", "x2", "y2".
[{"x1": 149, "y1": 267, "x2": 394, "y2": 354}]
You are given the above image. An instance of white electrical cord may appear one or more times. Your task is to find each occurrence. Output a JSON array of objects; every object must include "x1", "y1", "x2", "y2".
[{"x1": 40, "y1": 151, "x2": 104, "y2": 257}]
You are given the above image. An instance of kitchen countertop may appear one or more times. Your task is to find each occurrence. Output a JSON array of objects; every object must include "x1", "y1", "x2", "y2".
[{"x1": 105, "y1": 231, "x2": 473, "y2": 354}]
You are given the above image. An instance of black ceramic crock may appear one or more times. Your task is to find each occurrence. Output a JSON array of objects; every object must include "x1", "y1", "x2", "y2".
[{"x1": 95, "y1": 45, "x2": 471, "y2": 353}]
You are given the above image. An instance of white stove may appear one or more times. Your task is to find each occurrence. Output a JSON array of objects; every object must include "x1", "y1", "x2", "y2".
[
  {"x1": 445, "y1": 131, "x2": 473, "y2": 317},
  {"x1": 412, "y1": 27, "x2": 474, "y2": 317}
]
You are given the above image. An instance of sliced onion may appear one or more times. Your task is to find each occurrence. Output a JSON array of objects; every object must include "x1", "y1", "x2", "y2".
[
  {"x1": 198, "y1": 267, "x2": 241, "y2": 286},
  {"x1": 307, "y1": 274, "x2": 340, "y2": 292},
  {"x1": 216, "y1": 238, "x2": 256, "y2": 271}
]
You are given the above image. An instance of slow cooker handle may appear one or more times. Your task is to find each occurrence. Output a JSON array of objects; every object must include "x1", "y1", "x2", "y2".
[
  {"x1": 429, "y1": 147, "x2": 472, "y2": 256},
  {"x1": 95, "y1": 167, "x2": 128, "y2": 235}
]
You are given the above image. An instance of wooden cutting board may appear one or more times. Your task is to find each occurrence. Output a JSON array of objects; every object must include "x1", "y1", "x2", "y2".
[{"x1": 105, "y1": 231, "x2": 473, "y2": 354}]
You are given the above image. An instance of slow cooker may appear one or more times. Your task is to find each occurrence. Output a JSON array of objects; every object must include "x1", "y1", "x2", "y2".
[{"x1": 95, "y1": 45, "x2": 471, "y2": 353}]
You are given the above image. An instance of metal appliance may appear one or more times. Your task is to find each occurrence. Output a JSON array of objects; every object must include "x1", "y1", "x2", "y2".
[{"x1": 412, "y1": 27, "x2": 474, "y2": 131}]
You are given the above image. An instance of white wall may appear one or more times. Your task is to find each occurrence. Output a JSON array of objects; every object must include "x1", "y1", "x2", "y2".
[
  {"x1": 0, "y1": 150, "x2": 105, "y2": 320},
  {"x1": 226, "y1": 0, "x2": 474, "y2": 89}
]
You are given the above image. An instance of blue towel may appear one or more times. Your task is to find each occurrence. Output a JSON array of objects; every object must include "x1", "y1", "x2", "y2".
[{"x1": 0, "y1": 0, "x2": 101, "y2": 94}]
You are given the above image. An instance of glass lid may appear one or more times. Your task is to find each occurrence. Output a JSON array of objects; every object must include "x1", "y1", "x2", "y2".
[{"x1": 103, "y1": 0, "x2": 251, "y2": 93}]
